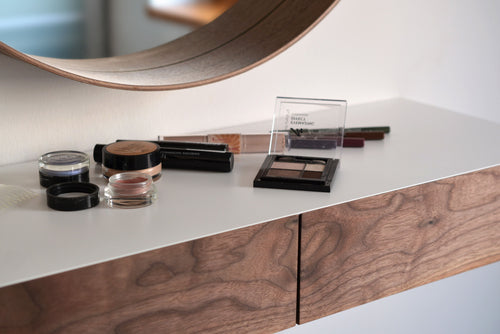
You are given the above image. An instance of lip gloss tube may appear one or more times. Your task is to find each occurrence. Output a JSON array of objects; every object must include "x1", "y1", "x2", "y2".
[
  {"x1": 119, "y1": 139, "x2": 228, "y2": 152},
  {"x1": 158, "y1": 133, "x2": 286, "y2": 154}
]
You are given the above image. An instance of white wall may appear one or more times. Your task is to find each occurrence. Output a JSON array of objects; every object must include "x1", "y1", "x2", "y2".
[
  {"x1": 393, "y1": 0, "x2": 500, "y2": 122},
  {"x1": 0, "y1": 0, "x2": 499, "y2": 332}
]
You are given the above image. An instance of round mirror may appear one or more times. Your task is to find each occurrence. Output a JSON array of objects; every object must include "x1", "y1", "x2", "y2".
[
  {"x1": 0, "y1": 0, "x2": 238, "y2": 59},
  {"x1": 0, "y1": 0, "x2": 340, "y2": 90}
]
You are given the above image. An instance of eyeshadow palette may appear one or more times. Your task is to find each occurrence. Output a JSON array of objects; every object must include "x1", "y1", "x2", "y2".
[{"x1": 253, "y1": 155, "x2": 338, "y2": 192}]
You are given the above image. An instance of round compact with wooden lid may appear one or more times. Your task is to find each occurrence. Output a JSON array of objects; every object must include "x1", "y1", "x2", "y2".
[{"x1": 102, "y1": 141, "x2": 162, "y2": 181}]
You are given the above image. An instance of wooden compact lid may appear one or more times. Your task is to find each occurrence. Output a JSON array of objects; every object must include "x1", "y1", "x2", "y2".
[{"x1": 102, "y1": 141, "x2": 161, "y2": 170}]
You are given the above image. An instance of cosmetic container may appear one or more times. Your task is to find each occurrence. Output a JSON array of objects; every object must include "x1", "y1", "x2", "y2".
[
  {"x1": 95, "y1": 141, "x2": 233, "y2": 172},
  {"x1": 102, "y1": 141, "x2": 162, "y2": 180},
  {"x1": 254, "y1": 97, "x2": 347, "y2": 192},
  {"x1": 38, "y1": 150, "x2": 90, "y2": 187},
  {"x1": 104, "y1": 172, "x2": 157, "y2": 208}
]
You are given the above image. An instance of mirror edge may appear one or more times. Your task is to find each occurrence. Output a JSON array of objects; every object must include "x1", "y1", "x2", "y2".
[{"x1": 0, "y1": 0, "x2": 341, "y2": 91}]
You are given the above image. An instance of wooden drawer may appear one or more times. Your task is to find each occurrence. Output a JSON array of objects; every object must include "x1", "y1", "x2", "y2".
[
  {"x1": 0, "y1": 216, "x2": 298, "y2": 334},
  {"x1": 299, "y1": 166, "x2": 500, "y2": 324}
]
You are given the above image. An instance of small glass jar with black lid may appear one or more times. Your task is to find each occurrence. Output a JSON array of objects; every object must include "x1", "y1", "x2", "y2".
[{"x1": 38, "y1": 150, "x2": 90, "y2": 187}]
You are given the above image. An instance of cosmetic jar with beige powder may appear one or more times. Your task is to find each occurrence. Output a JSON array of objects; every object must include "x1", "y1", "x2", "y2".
[{"x1": 101, "y1": 141, "x2": 162, "y2": 180}]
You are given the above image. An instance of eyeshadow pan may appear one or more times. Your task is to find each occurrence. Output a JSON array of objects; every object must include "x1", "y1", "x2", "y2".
[
  {"x1": 304, "y1": 164, "x2": 325, "y2": 172},
  {"x1": 302, "y1": 171, "x2": 323, "y2": 179},
  {"x1": 271, "y1": 161, "x2": 305, "y2": 170},
  {"x1": 265, "y1": 169, "x2": 301, "y2": 178}
]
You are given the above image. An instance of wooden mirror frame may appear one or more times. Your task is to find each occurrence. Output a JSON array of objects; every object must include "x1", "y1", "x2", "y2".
[{"x1": 0, "y1": 0, "x2": 340, "y2": 91}]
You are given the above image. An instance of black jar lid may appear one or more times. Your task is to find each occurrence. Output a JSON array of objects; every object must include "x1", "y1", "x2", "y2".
[
  {"x1": 102, "y1": 141, "x2": 161, "y2": 171},
  {"x1": 46, "y1": 182, "x2": 100, "y2": 211}
]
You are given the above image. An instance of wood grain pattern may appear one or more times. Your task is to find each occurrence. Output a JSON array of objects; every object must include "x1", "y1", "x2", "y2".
[
  {"x1": 0, "y1": 0, "x2": 341, "y2": 90},
  {"x1": 0, "y1": 216, "x2": 298, "y2": 334},
  {"x1": 299, "y1": 166, "x2": 500, "y2": 324}
]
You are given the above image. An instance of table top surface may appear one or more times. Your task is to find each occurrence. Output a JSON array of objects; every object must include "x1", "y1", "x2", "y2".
[{"x1": 1, "y1": 98, "x2": 499, "y2": 288}]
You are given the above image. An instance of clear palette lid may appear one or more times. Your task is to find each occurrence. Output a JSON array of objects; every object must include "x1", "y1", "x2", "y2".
[{"x1": 269, "y1": 97, "x2": 347, "y2": 160}]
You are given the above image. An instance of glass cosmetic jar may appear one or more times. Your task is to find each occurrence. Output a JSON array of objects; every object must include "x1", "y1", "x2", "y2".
[
  {"x1": 104, "y1": 172, "x2": 157, "y2": 208},
  {"x1": 38, "y1": 150, "x2": 90, "y2": 187}
]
